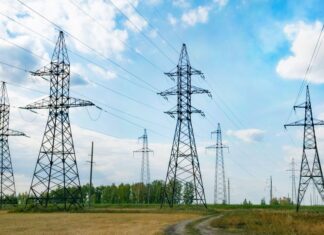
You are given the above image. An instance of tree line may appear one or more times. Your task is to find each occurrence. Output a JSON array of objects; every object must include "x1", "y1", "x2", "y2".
[{"x1": 14, "y1": 179, "x2": 197, "y2": 205}]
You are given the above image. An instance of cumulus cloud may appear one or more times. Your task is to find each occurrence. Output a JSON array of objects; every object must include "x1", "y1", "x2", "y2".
[
  {"x1": 227, "y1": 129, "x2": 266, "y2": 143},
  {"x1": 0, "y1": 0, "x2": 148, "y2": 87},
  {"x1": 88, "y1": 64, "x2": 116, "y2": 80},
  {"x1": 168, "y1": 14, "x2": 178, "y2": 26},
  {"x1": 172, "y1": 0, "x2": 191, "y2": 9},
  {"x1": 181, "y1": 6, "x2": 211, "y2": 26},
  {"x1": 214, "y1": 0, "x2": 228, "y2": 7},
  {"x1": 276, "y1": 21, "x2": 324, "y2": 83}
]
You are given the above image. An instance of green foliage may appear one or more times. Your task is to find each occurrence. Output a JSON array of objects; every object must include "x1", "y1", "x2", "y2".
[
  {"x1": 183, "y1": 182, "x2": 194, "y2": 205},
  {"x1": 260, "y1": 198, "x2": 266, "y2": 205}
]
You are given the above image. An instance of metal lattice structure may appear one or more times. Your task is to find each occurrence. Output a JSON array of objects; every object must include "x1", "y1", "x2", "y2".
[
  {"x1": 133, "y1": 129, "x2": 153, "y2": 203},
  {"x1": 287, "y1": 158, "x2": 297, "y2": 204},
  {"x1": 0, "y1": 82, "x2": 26, "y2": 208},
  {"x1": 206, "y1": 123, "x2": 228, "y2": 204},
  {"x1": 159, "y1": 44, "x2": 210, "y2": 207},
  {"x1": 21, "y1": 31, "x2": 95, "y2": 210},
  {"x1": 285, "y1": 85, "x2": 324, "y2": 211},
  {"x1": 133, "y1": 129, "x2": 153, "y2": 185}
]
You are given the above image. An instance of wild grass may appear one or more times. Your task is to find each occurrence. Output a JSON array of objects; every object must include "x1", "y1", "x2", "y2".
[
  {"x1": 0, "y1": 210, "x2": 200, "y2": 234},
  {"x1": 211, "y1": 209, "x2": 324, "y2": 235}
]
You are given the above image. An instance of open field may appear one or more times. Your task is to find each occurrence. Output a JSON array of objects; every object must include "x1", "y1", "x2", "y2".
[
  {"x1": 0, "y1": 209, "x2": 201, "y2": 235},
  {"x1": 210, "y1": 209, "x2": 324, "y2": 235},
  {"x1": 2, "y1": 205, "x2": 324, "y2": 234}
]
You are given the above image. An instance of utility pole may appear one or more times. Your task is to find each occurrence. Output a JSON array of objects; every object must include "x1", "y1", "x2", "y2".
[
  {"x1": 284, "y1": 85, "x2": 324, "y2": 211},
  {"x1": 133, "y1": 129, "x2": 153, "y2": 203},
  {"x1": 159, "y1": 44, "x2": 211, "y2": 208},
  {"x1": 21, "y1": 31, "x2": 98, "y2": 210},
  {"x1": 0, "y1": 82, "x2": 27, "y2": 208},
  {"x1": 287, "y1": 158, "x2": 297, "y2": 204},
  {"x1": 228, "y1": 178, "x2": 230, "y2": 205},
  {"x1": 87, "y1": 142, "x2": 94, "y2": 208},
  {"x1": 270, "y1": 176, "x2": 273, "y2": 204},
  {"x1": 206, "y1": 123, "x2": 228, "y2": 204}
]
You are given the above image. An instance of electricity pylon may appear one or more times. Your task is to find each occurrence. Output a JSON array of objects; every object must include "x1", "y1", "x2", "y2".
[
  {"x1": 287, "y1": 158, "x2": 297, "y2": 204},
  {"x1": 284, "y1": 85, "x2": 324, "y2": 211},
  {"x1": 206, "y1": 123, "x2": 228, "y2": 204},
  {"x1": 159, "y1": 44, "x2": 210, "y2": 208},
  {"x1": 0, "y1": 82, "x2": 26, "y2": 208},
  {"x1": 133, "y1": 129, "x2": 153, "y2": 185},
  {"x1": 133, "y1": 129, "x2": 153, "y2": 203},
  {"x1": 21, "y1": 31, "x2": 96, "y2": 210}
]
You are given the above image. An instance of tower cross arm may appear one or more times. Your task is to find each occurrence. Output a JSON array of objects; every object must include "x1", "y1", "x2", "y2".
[
  {"x1": 191, "y1": 86, "x2": 212, "y2": 97},
  {"x1": 284, "y1": 119, "x2": 305, "y2": 128},
  {"x1": 133, "y1": 148, "x2": 154, "y2": 154},
  {"x1": 30, "y1": 63, "x2": 53, "y2": 80},
  {"x1": 68, "y1": 97, "x2": 95, "y2": 108},
  {"x1": 20, "y1": 97, "x2": 51, "y2": 110},
  {"x1": 20, "y1": 97, "x2": 95, "y2": 110},
  {"x1": 293, "y1": 102, "x2": 306, "y2": 110},
  {"x1": 157, "y1": 86, "x2": 178, "y2": 97},
  {"x1": 313, "y1": 118, "x2": 324, "y2": 126},
  {"x1": 206, "y1": 144, "x2": 229, "y2": 150},
  {"x1": 7, "y1": 129, "x2": 28, "y2": 137},
  {"x1": 191, "y1": 106, "x2": 205, "y2": 117},
  {"x1": 190, "y1": 67, "x2": 205, "y2": 79},
  {"x1": 164, "y1": 69, "x2": 178, "y2": 81}
]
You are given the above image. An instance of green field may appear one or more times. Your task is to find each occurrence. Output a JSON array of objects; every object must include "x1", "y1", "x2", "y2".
[{"x1": 1, "y1": 204, "x2": 324, "y2": 234}]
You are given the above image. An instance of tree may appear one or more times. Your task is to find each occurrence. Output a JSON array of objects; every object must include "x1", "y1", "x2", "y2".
[{"x1": 183, "y1": 182, "x2": 194, "y2": 205}]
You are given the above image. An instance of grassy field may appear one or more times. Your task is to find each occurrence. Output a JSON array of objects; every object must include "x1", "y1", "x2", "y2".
[
  {"x1": 2, "y1": 204, "x2": 324, "y2": 234},
  {"x1": 211, "y1": 209, "x2": 324, "y2": 235},
  {"x1": 0, "y1": 210, "x2": 201, "y2": 234}
]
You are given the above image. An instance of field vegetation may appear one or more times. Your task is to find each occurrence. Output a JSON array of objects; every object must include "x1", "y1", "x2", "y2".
[{"x1": 211, "y1": 209, "x2": 324, "y2": 235}]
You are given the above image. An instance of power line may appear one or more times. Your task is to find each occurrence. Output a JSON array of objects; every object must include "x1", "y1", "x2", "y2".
[
  {"x1": 0, "y1": 60, "x2": 169, "y2": 139},
  {"x1": 285, "y1": 23, "x2": 324, "y2": 124},
  {"x1": 16, "y1": 0, "x2": 160, "y2": 92},
  {"x1": 0, "y1": 10, "x2": 157, "y2": 94},
  {"x1": 126, "y1": 0, "x2": 179, "y2": 55},
  {"x1": 67, "y1": 0, "x2": 165, "y2": 74},
  {"x1": 107, "y1": 0, "x2": 176, "y2": 65}
]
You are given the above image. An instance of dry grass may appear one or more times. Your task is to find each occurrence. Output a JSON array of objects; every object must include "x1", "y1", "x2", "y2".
[
  {"x1": 211, "y1": 210, "x2": 324, "y2": 235},
  {"x1": 0, "y1": 210, "x2": 199, "y2": 235}
]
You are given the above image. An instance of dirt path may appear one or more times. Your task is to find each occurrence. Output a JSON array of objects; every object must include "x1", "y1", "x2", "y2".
[
  {"x1": 165, "y1": 214, "x2": 225, "y2": 235},
  {"x1": 165, "y1": 217, "x2": 199, "y2": 235},
  {"x1": 194, "y1": 215, "x2": 223, "y2": 235}
]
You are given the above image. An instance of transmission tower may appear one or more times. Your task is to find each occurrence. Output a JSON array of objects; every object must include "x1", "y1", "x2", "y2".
[
  {"x1": 21, "y1": 31, "x2": 96, "y2": 210},
  {"x1": 133, "y1": 129, "x2": 153, "y2": 203},
  {"x1": 287, "y1": 158, "x2": 297, "y2": 204},
  {"x1": 0, "y1": 82, "x2": 26, "y2": 208},
  {"x1": 284, "y1": 85, "x2": 324, "y2": 211},
  {"x1": 159, "y1": 43, "x2": 210, "y2": 208},
  {"x1": 206, "y1": 123, "x2": 228, "y2": 204},
  {"x1": 227, "y1": 178, "x2": 230, "y2": 205}
]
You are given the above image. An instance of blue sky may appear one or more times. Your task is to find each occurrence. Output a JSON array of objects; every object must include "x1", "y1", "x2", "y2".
[{"x1": 1, "y1": 0, "x2": 324, "y2": 204}]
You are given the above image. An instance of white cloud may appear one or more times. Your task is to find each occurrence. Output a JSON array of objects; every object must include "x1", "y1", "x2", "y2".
[
  {"x1": 227, "y1": 129, "x2": 266, "y2": 143},
  {"x1": 276, "y1": 21, "x2": 324, "y2": 83},
  {"x1": 88, "y1": 64, "x2": 116, "y2": 80},
  {"x1": 168, "y1": 14, "x2": 178, "y2": 26},
  {"x1": 181, "y1": 6, "x2": 211, "y2": 26},
  {"x1": 214, "y1": 0, "x2": 228, "y2": 7},
  {"x1": 172, "y1": 0, "x2": 190, "y2": 8}
]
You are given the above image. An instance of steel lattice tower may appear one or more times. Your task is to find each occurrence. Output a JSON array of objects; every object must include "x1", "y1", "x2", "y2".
[
  {"x1": 0, "y1": 82, "x2": 26, "y2": 208},
  {"x1": 21, "y1": 31, "x2": 95, "y2": 210},
  {"x1": 159, "y1": 44, "x2": 210, "y2": 207},
  {"x1": 206, "y1": 123, "x2": 228, "y2": 204},
  {"x1": 134, "y1": 129, "x2": 153, "y2": 186},
  {"x1": 133, "y1": 129, "x2": 153, "y2": 203},
  {"x1": 287, "y1": 158, "x2": 297, "y2": 204},
  {"x1": 285, "y1": 85, "x2": 324, "y2": 211}
]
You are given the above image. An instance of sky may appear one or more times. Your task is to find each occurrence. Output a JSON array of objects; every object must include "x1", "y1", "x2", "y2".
[{"x1": 1, "y1": 0, "x2": 324, "y2": 205}]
